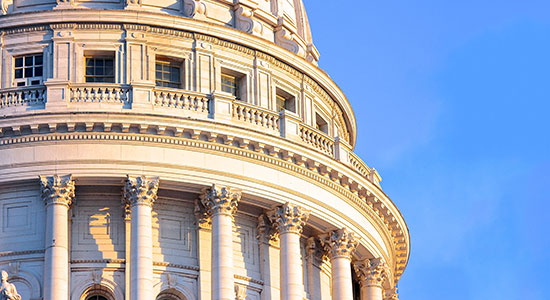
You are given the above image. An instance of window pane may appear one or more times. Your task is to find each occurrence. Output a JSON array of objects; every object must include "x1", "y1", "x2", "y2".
[
  {"x1": 25, "y1": 67, "x2": 33, "y2": 77},
  {"x1": 105, "y1": 66, "x2": 114, "y2": 76},
  {"x1": 35, "y1": 55, "x2": 43, "y2": 65},
  {"x1": 86, "y1": 58, "x2": 94, "y2": 67},
  {"x1": 105, "y1": 76, "x2": 115, "y2": 83},
  {"x1": 156, "y1": 63, "x2": 162, "y2": 71},
  {"x1": 95, "y1": 66, "x2": 104, "y2": 75},
  {"x1": 15, "y1": 69, "x2": 23, "y2": 79},
  {"x1": 105, "y1": 59, "x2": 113, "y2": 67},
  {"x1": 35, "y1": 66, "x2": 43, "y2": 77},
  {"x1": 170, "y1": 67, "x2": 180, "y2": 82},
  {"x1": 15, "y1": 58, "x2": 23, "y2": 68},
  {"x1": 96, "y1": 59, "x2": 104, "y2": 67},
  {"x1": 25, "y1": 56, "x2": 33, "y2": 66},
  {"x1": 86, "y1": 76, "x2": 95, "y2": 83}
]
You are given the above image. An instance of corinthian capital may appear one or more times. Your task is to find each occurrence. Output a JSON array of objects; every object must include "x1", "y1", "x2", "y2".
[
  {"x1": 384, "y1": 288, "x2": 399, "y2": 300},
  {"x1": 39, "y1": 174, "x2": 75, "y2": 207},
  {"x1": 123, "y1": 175, "x2": 159, "y2": 207},
  {"x1": 354, "y1": 258, "x2": 390, "y2": 288},
  {"x1": 267, "y1": 202, "x2": 310, "y2": 235},
  {"x1": 200, "y1": 184, "x2": 241, "y2": 216},
  {"x1": 320, "y1": 228, "x2": 359, "y2": 259}
]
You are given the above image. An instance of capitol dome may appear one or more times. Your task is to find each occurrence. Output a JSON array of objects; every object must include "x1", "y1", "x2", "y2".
[{"x1": 0, "y1": 1, "x2": 409, "y2": 300}]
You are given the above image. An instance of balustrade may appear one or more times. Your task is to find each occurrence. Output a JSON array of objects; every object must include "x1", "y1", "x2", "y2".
[
  {"x1": 0, "y1": 86, "x2": 45, "y2": 108},
  {"x1": 232, "y1": 101, "x2": 280, "y2": 131},
  {"x1": 153, "y1": 88, "x2": 209, "y2": 113},
  {"x1": 70, "y1": 84, "x2": 130, "y2": 104},
  {"x1": 299, "y1": 124, "x2": 335, "y2": 156}
]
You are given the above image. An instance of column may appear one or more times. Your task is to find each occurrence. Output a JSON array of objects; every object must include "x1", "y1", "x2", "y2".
[
  {"x1": 123, "y1": 176, "x2": 160, "y2": 300},
  {"x1": 40, "y1": 174, "x2": 75, "y2": 300},
  {"x1": 354, "y1": 258, "x2": 389, "y2": 300},
  {"x1": 200, "y1": 184, "x2": 242, "y2": 300},
  {"x1": 320, "y1": 228, "x2": 359, "y2": 300},
  {"x1": 268, "y1": 203, "x2": 310, "y2": 300}
]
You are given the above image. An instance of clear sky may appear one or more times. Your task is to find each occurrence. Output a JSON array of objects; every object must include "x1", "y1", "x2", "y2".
[{"x1": 303, "y1": 0, "x2": 550, "y2": 299}]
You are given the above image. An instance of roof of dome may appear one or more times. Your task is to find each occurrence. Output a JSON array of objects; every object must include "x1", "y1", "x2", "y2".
[{"x1": 1, "y1": 0, "x2": 319, "y2": 63}]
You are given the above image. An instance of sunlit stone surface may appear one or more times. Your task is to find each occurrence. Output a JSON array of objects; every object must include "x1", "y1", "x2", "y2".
[{"x1": 0, "y1": 1, "x2": 409, "y2": 300}]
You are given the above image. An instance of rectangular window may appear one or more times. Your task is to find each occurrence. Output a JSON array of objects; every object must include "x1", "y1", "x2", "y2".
[
  {"x1": 14, "y1": 54, "x2": 43, "y2": 86},
  {"x1": 316, "y1": 113, "x2": 329, "y2": 134},
  {"x1": 221, "y1": 74, "x2": 239, "y2": 98},
  {"x1": 85, "y1": 57, "x2": 115, "y2": 83},
  {"x1": 276, "y1": 88, "x2": 296, "y2": 113},
  {"x1": 155, "y1": 60, "x2": 181, "y2": 88}
]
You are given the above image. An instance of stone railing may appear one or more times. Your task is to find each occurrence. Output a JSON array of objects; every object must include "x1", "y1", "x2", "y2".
[
  {"x1": 153, "y1": 88, "x2": 209, "y2": 113},
  {"x1": 0, "y1": 86, "x2": 46, "y2": 108},
  {"x1": 232, "y1": 101, "x2": 280, "y2": 132},
  {"x1": 299, "y1": 124, "x2": 334, "y2": 156},
  {"x1": 69, "y1": 84, "x2": 130, "y2": 104},
  {"x1": 349, "y1": 151, "x2": 370, "y2": 178}
]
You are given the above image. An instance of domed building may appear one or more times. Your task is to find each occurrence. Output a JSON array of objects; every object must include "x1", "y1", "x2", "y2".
[{"x1": 0, "y1": 1, "x2": 409, "y2": 300}]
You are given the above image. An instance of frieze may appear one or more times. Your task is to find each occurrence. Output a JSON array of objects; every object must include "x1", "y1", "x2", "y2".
[{"x1": 0, "y1": 118, "x2": 408, "y2": 280}]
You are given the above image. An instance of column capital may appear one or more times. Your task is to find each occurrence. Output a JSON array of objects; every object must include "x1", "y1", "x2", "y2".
[
  {"x1": 123, "y1": 175, "x2": 159, "y2": 207},
  {"x1": 320, "y1": 228, "x2": 359, "y2": 259},
  {"x1": 267, "y1": 202, "x2": 310, "y2": 235},
  {"x1": 199, "y1": 184, "x2": 241, "y2": 216},
  {"x1": 39, "y1": 174, "x2": 75, "y2": 207},
  {"x1": 384, "y1": 288, "x2": 399, "y2": 300},
  {"x1": 353, "y1": 258, "x2": 390, "y2": 288}
]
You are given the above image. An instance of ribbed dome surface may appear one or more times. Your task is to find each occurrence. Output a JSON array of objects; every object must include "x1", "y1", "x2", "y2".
[{"x1": 1, "y1": 0, "x2": 319, "y2": 63}]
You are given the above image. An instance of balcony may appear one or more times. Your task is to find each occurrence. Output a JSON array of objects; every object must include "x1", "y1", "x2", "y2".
[{"x1": 0, "y1": 83, "x2": 380, "y2": 186}]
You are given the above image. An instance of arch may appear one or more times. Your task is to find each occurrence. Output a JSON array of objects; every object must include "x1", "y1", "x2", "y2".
[
  {"x1": 71, "y1": 276, "x2": 124, "y2": 300},
  {"x1": 153, "y1": 277, "x2": 195, "y2": 300},
  {"x1": 156, "y1": 288, "x2": 187, "y2": 300},
  {"x1": 79, "y1": 284, "x2": 115, "y2": 300},
  {"x1": 7, "y1": 270, "x2": 41, "y2": 300}
]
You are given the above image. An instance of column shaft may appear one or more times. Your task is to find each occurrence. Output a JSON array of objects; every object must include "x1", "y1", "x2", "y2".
[
  {"x1": 361, "y1": 285, "x2": 383, "y2": 300},
  {"x1": 279, "y1": 232, "x2": 304, "y2": 300},
  {"x1": 44, "y1": 202, "x2": 69, "y2": 300},
  {"x1": 211, "y1": 213, "x2": 234, "y2": 300},
  {"x1": 130, "y1": 203, "x2": 153, "y2": 300},
  {"x1": 331, "y1": 257, "x2": 353, "y2": 300}
]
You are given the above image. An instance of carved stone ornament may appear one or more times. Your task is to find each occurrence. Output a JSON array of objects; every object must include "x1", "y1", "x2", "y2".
[
  {"x1": 0, "y1": 270, "x2": 21, "y2": 300},
  {"x1": 354, "y1": 258, "x2": 390, "y2": 288},
  {"x1": 320, "y1": 228, "x2": 359, "y2": 259},
  {"x1": 39, "y1": 174, "x2": 75, "y2": 207},
  {"x1": 384, "y1": 288, "x2": 399, "y2": 300},
  {"x1": 183, "y1": 0, "x2": 207, "y2": 20},
  {"x1": 123, "y1": 175, "x2": 160, "y2": 207},
  {"x1": 267, "y1": 202, "x2": 310, "y2": 234},
  {"x1": 199, "y1": 184, "x2": 241, "y2": 216},
  {"x1": 1, "y1": 0, "x2": 12, "y2": 15},
  {"x1": 257, "y1": 214, "x2": 278, "y2": 244},
  {"x1": 235, "y1": 5, "x2": 264, "y2": 36},
  {"x1": 194, "y1": 198, "x2": 211, "y2": 229},
  {"x1": 235, "y1": 285, "x2": 247, "y2": 300}
]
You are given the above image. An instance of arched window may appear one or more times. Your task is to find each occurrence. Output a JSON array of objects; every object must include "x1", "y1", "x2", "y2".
[
  {"x1": 86, "y1": 296, "x2": 109, "y2": 300},
  {"x1": 156, "y1": 288, "x2": 186, "y2": 300}
]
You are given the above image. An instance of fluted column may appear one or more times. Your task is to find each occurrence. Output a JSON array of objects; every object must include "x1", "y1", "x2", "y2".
[
  {"x1": 200, "y1": 184, "x2": 241, "y2": 300},
  {"x1": 123, "y1": 176, "x2": 159, "y2": 300},
  {"x1": 321, "y1": 228, "x2": 359, "y2": 300},
  {"x1": 40, "y1": 174, "x2": 75, "y2": 300},
  {"x1": 354, "y1": 258, "x2": 389, "y2": 300},
  {"x1": 268, "y1": 203, "x2": 310, "y2": 300}
]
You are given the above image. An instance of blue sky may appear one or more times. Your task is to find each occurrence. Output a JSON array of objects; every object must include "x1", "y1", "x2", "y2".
[{"x1": 303, "y1": 1, "x2": 550, "y2": 299}]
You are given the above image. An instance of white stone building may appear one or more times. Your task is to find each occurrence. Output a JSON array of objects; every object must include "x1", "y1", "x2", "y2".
[{"x1": 0, "y1": 1, "x2": 410, "y2": 300}]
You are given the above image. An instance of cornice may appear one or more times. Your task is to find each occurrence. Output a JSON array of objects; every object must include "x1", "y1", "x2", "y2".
[{"x1": 0, "y1": 112, "x2": 409, "y2": 282}]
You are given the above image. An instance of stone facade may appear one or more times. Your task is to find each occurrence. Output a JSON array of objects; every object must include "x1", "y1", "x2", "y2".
[{"x1": 0, "y1": 1, "x2": 409, "y2": 300}]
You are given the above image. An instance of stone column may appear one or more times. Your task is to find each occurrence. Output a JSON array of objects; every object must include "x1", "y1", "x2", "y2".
[
  {"x1": 200, "y1": 184, "x2": 241, "y2": 300},
  {"x1": 40, "y1": 174, "x2": 75, "y2": 300},
  {"x1": 320, "y1": 228, "x2": 359, "y2": 300},
  {"x1": 354, "y1": 258, "x2": 389, "y2": 300},
  {"x1": 268, "y1": 203, "x2": 310, "y2": 300},
  {"x1": 123, "y1": 176, "x2": 160, "y2": 300}
]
